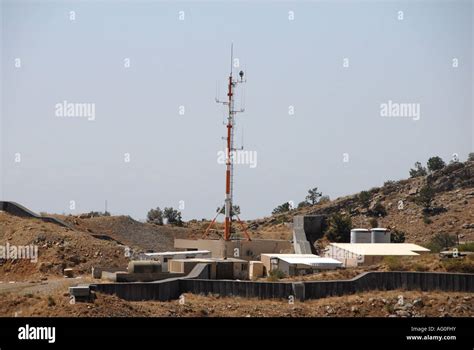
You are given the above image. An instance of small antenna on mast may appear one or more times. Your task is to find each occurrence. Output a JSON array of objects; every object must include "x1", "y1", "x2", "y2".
[{"x1": 230, "y1": 43, "x2": 233, "y2": 76}]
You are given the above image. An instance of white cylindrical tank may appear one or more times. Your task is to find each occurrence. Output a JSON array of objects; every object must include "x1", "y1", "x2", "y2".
[
  {"x1": 350, "y1": 229, "x2": 371, "y2": 243},
  {"x1": 371, "y1": 228, "x2": 391, "y2": 243}
]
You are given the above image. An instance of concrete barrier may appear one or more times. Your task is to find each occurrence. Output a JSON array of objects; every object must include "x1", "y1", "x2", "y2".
[
  {"x1": 90, "y1": 271, "x2": 474, "y2": 302},
  {"x1": 0, "y1": 201, "x2": 72, "y2": 228},
  {"x1": 293, "y1": 215, "x2": 326, "y2": 254}
]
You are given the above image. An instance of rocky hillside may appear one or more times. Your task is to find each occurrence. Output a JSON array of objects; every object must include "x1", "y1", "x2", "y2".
[
  {"x1": 0, "y1": 212, "x2": 129, "y2": 280},
  {"x1": 248, "y1": 160, "x2": 474, "y2": 245}
]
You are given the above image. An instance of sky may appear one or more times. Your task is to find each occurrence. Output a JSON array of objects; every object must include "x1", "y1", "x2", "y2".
[{"x1": 0, "y1": 0, "x2": 472, "y2": 221}]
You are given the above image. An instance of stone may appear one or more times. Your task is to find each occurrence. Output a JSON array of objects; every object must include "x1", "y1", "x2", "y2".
[
  {"x1": 413, "y1": 299, "x2": 424, "y2": 308},
  {"x1": 396, "y1": 310, "x2": 411, "y2": 317}
]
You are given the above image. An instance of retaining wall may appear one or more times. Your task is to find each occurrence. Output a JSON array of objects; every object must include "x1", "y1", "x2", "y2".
[
  {"x1": 0, "y1": 201, "x2": 72, "y2": 228},
  {"x1": 91, "y1": 271, "x2": 474, "y2": 302}
]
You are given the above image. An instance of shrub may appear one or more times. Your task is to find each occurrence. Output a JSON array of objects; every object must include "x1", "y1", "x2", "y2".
[
  {"x1": 427, "y1": 232, "x2": 457, "y2": 252},
  {"x1": 358, "y1": 191, "x2": 371, "y2": 208},
  {"x1": 442, "y1": 257, "x2": 474, "y2": 273},
  {"x1": 369, "y1": 202, "x2": 387, "y2": 217},
  {"x1": 413, "y1": 263, "x2": 429, "y2": 272},
  {"x1": 369, "y1": 218, "x2": 378, "y2": 228},
  {"x1": 267, "y1": 269, "x2": 286, "y2": 281},
  {"x1": 383, "y1": 256, "x2": 406, "y2": 271},
  {"x1": 47, "y1": 296, "x2": 56, "y2": 307},
  {"x1": 423, "y1": 215, "x2": 433, "y2": 225},
  {"x1": 427, "y1": 156, "x2": 446, "y2": 173},
  {"x1": 457, "y1": 243, "x2": 474, "y2": 252},
  {"x1": 457, "y1": 242, "x2": 474, "y2": 252},
  {"x1": 391, "y1": 230, "x2": 406, "y2": 243}
]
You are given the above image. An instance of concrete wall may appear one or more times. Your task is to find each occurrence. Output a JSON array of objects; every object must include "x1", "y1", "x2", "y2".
[
  {"x1": 92, "y1": 279, "x2": 182, "y2": 301},
  {"x1": 174, "y1": 239, "x2": 293, "y2": 261},
  {"x1": 249, "y1": 261, "x2": 264, "y2": 280},
  {"x1": 91, "y1": 271, "x2": 474, "y2": 301},
  {"x1": 179, "y1": 279, "x2": 294, "y2": 299},
  {"x1": 92, "y1": 267, "x2": 125, "y2": 279},
  {"x1": 293, "y1": 215, "x2": 326, "y2": 254},
  {"x1": 0, "y1": 201, "x2": 72, "y2": 228}
]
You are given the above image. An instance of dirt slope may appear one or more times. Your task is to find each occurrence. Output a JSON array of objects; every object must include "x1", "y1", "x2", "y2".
[
  {"x1": 57, "y1": 215, "x2": 190, "y2": 252},
  {"x1": 0, "y1": 290, "x2": 471, "y2": 317},
  {"x1": 0, "y1": 212, "x2": 129, "y2": 280}
]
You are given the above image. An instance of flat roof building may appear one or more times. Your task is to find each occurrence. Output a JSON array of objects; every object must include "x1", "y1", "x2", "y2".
[
  {"x1": 143, "y1": 250, "x2": 211, "y2": 272},
  {"x1": 325, "y1": 243, "x2": 430, "y2": 267},
  {"x1": 174, "y1": 238, "x2": 293, "y2": 261},
  {"x1": 168, "y1": 257, "x2": 249, "y2": 280},
  {"x1": 261, "y1": 253, "x2": 343, "y2": 276}
]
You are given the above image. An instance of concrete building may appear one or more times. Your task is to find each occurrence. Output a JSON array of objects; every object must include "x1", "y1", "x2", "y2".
[
  {"x1": 174, "y1": 238, "x2": 292, "y2": 261},
  {"x1": 324, "y1": 243, "x2": 430, "y2": 267},
  {"x1": 143, "y1": 250, "x2": 211, "y2": 272},
  {"x1": 249, "y1": 261, "x2": 264, "y2": 280},
  {"x1": 261, "y1": 253, "x2": 343, "y2": 276},
  {"x1": 168, "y1": 257, "x2": 249, "y2": 280}
]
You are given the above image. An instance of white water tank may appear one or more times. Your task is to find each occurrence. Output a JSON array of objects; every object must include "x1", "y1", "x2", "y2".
[
  {"x1": 371, "y1": 228, "x2": 391, "y2": 243},
  {"x1": 350, "y1": 229, "x2": 371, "y2": 243}
]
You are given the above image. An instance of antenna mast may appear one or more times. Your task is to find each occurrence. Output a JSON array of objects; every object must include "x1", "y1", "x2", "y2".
[{"x1": 219, "y1": 45, "x2": 246, "y2": 241}]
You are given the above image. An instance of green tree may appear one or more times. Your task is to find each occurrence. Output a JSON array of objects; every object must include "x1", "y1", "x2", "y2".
[
  {"x1": 147, "y1": 207, "x2": 163, "y2": 225},
  {"x1": 163, "y1": 207, "x2": 183, "y2": 226},
  {"x1": 272, "y1": 202, "x2": 291, "y2": 215},
  {"x1": 305, "y1": 187, "x2": 322, "y2": 205},
  {"x1": 409, "y1": 161, "x2": 427, "y2": 178},
  {"x1": 468, "y1": 153, "x2": 474, "y2": 162},
  {"x1": 325, "y1": 213, "x2": 352, "y2": 242},
  {"x1": 415, "y1": 185, "x2": 435, "y2": 210},
  {"x1": 427, "y1": 156, "x2": 446, "y2": 173}
]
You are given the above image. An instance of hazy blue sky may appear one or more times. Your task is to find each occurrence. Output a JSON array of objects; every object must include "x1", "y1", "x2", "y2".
[{"x1": 1, "y1": 0, "x2": 472, "y2": 221}]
